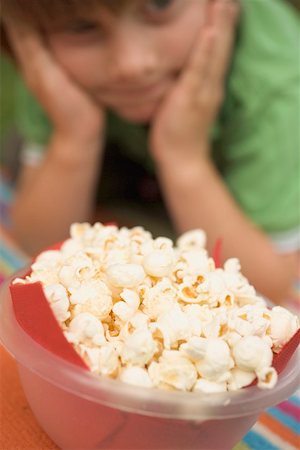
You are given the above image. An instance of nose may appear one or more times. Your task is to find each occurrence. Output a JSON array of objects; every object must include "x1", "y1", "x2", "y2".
[{"x1": 107, "y1": 25, "x2": 157, "y2": 84}]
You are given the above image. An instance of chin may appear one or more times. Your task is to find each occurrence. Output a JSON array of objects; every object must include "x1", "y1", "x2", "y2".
[{"x1": 111, "y1": 102, "x2": 159, "y2": 124}]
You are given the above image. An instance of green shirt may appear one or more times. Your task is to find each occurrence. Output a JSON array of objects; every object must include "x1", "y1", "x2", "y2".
[{"x1": 1, "y1": 0, "x2": 300, "y2": 247}]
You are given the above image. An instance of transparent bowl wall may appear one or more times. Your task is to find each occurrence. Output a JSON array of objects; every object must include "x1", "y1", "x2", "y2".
[{"x1": 1, "y1": 279, "x2": 299, "y2": 450}]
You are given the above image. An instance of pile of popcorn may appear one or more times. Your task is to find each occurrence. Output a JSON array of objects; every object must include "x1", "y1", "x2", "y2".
[{"x1": 14, "y1": 223, "x2": 299, "y2": 393}]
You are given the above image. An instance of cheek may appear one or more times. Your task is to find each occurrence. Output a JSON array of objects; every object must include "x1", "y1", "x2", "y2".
[{"x1": 47, "y1": 38, "x2": 103, "y2": 89}]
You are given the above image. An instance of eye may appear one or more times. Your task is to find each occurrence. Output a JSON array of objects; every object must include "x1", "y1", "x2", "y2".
[
  {"x1": 64, "y1": 20, "x2": 100, "y2": 34},
  {"x1": 143, "y1": 0, "x2": 179, "y2": 21},
  {"x1": 145, "y1": 0, "x2": 175, "y2": 11}
]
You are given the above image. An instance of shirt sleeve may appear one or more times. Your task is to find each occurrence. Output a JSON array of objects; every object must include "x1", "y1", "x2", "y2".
[
  {"x1": 214, "y1": 0, "x2": 300, "y2": 249},
  {"x1": 224, "y1": 82, "x2": 299, "y2": 241},
  {"x1": 15, "y1": 77, "x2": 52, "y2": 147}
]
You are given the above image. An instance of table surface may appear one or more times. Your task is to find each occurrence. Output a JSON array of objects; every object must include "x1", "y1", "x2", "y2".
[{"x1": 0, "y1": 222, "x2": 299, "y2": 450}]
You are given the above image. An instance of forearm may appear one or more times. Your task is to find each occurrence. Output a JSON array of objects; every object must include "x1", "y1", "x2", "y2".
[
  {"x1": 11, "y1": 133, "x2": 103, "y2": 255},
  {"x1": 157, "y1": 151, "x2": 298, "y2": 302}
]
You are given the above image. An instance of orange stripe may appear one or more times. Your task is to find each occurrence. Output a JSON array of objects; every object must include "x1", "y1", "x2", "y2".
[{"x1": 259, "y1": 413, "x2": 300, "y2": 448}]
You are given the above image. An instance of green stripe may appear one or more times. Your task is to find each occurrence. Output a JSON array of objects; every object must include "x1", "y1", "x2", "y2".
[
  {"x1": 0, "y1": 243, "x2": 28, "y2": 271},
  {"x1": 233, "y1": 441, "x2": 251, "y2": 450}
]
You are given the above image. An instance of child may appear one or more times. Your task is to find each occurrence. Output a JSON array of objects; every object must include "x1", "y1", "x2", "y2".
[{"x1": 1, "y1": 0, "x2": 299, "y2": 302}]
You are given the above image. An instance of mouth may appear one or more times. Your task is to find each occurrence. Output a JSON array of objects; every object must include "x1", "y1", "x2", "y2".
[{"x1": 95, "y1": 78, "x2": 172, "y2": 106}]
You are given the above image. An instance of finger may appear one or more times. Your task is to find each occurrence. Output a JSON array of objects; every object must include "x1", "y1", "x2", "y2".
[
  {"x1": 3, "y1": 20, "x2": 76, "y2": 112},
  {"x1": 180, "y1": 27, "x2": 216, "y2": 89},
  {"x1": 4, "y1": 20, "x2": 96, "y2": 107},
  {"x1": 3, "y1": 21, "x2": 55, "y2": 81},
  {"x1": 178, "y1": 0, "x2": 226, "y2": 89},
  {"x1": 208, "y1": 0, "x2": 240, "y2": 84}
]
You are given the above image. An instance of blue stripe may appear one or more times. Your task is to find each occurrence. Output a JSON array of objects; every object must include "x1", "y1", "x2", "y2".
[
  {"x1": 268, "y1": 407, "x2": 300, "y2": 434},
  {"x1": 289, "y1": 395, "x2": 300, "y2": 407},
  {"x1": 243, "y1": 430, "x2": 279, "y2": 450},
  {"x1": 0, "y1": 185, "x2": 13, "y2": 201},
  {"x1": 0, "y1": 244, "x2": 27, "y2": 271}
]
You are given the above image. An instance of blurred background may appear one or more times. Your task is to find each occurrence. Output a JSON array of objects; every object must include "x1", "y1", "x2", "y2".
[{"x1": 1, "y1": 0, "x2": 299, "y2": 182}]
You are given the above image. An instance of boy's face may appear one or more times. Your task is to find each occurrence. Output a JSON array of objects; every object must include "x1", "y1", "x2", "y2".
[{"x1": 46, "y1": 0, "x2": 208, "y2": 123}]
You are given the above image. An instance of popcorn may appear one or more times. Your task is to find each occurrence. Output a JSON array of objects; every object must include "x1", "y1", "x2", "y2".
[
  {"x1": 173, "y1": 250, "x2": 212, "y2": 281},
  {"x1": 257, "y1": 367, "x2": 278, "y2": 389},
  {"x1": 16, "y1": 222, "x2": 299, "y2": 393},
  {"x1": 105, "y1": 248, "x2": 130, "y2": 266},
  {"x1": 142, "y1": 278, "x2": 177, "y2": 320},
  {"x1": 201, "y1": 310, "x2": 228, "y2": 339},
  {"x1": 58, "y1": 253, "x2": 96, "y2": 289},
  {"x1": 60, "y1": 239, "x2": 83, "y2": 257},
  {"x1": 32, "y1": 250, "x2": 62, "y2": 271},
  {"x1": 228, "y1": 305, "x2": 270, "y2": 337},
  {"x1": 193, "y1": 379, "x2": 227, "y2": 393},
  {"x1": 177, "y1": 277, "x2": 200, "y2": 304},
  {"x1": 225, "y1": 331, "x2": 242, "y2": 347},
  {"x1": 69, "y1": 280, "x2": 113, "y2": 321},
  {"x1": 151, "y1": 305, "x2": 191, "y2": 349},
  {"x1": 232, "y1": 336, "x2": 273, "y2": 373},
  {"x1": 70, "y1": 222, "x2": 92, "y2": 240},
  {"x1": 97, "y1": 344, "x2": 120, "y2": 376},
  {"x1": 106, "y1": 263, "x2": 145, "y2": 288},
  {"x1": 148, "y1": 350, "x2": 198, "y2": 391},
  {"x1": 143, "y1": 249, "x2": 174, "y2": 277},
  {"x1": 120, "y1": 367, "x2": 153, "y2": 388},
  {"x1": 112, "y1": 289, "x2": 140, "y2": 322},
  {"x1": 177, "y1": 230, "x2": 206, "y2": 250},
  {"x1": 224, "y1": 258, "x2": 241, "y2": 273},
  {"x1": 26, "y1": 251, "x2": 63, "y2": 285},
  {"x1": 78, "y1": 343, "x2": 119, "y2": 376},
  {"x1": 227, "y1": 368, "x2": 256, "y2": 391},
  {"x1": 120, "y1": 329, "x2": 157, "y2": 366},
  {"x1": 181, "y1": 305, "x2": 203, "y2": 336},
  {"x1": 197, "y1": 272, "x2": 229, "y2": 304},
  {"x1": 268, "y1": 306, "x2": 299, "y2": 352},
  {"x1": 153, "y1": 237, "x2": 174, "y2": 251},
  {"x1": 44, "y1": 284, "x2": 70, "y2": 323},
  {"x1": 194, "y1": 338, "x2": 234, "y2": 382},
  {"x1": 180, "y1": 337, "x2": 207, "y2": 361},
  {"x1": 66, "y1": 312, "x2": 106, "y2": 346}
]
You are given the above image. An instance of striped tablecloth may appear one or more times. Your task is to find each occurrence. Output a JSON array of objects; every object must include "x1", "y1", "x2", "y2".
[{"x1": 0, "y1": 179, "x2": 299, "y2": 450}]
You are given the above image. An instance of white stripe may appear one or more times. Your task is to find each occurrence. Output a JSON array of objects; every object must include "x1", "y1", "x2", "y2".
[
  {"x1": 253, "y1": 421, "x2": 297, "y2": 450},
  {"x1": 270, "y1": 227, "x2": 300, "y2": 253},
  {"x1": 21, "y1": 143, "x2": 45, "y2": 166},
  {"x1": 294, "y1": 388, "x2": 300, "y2": 401}
]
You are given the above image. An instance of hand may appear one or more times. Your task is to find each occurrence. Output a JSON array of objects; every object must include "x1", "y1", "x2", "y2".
[
  {"x1": 4, "y1": 21, "x2": 105, "y2": 144},
  {"x1": 150, "y1": 0, "x2": 239, "y2": 165}
]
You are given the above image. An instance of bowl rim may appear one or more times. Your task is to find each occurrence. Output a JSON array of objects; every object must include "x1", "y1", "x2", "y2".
[{"x1": 1, "y1": 273, "x2": 299, "y2": 421}]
